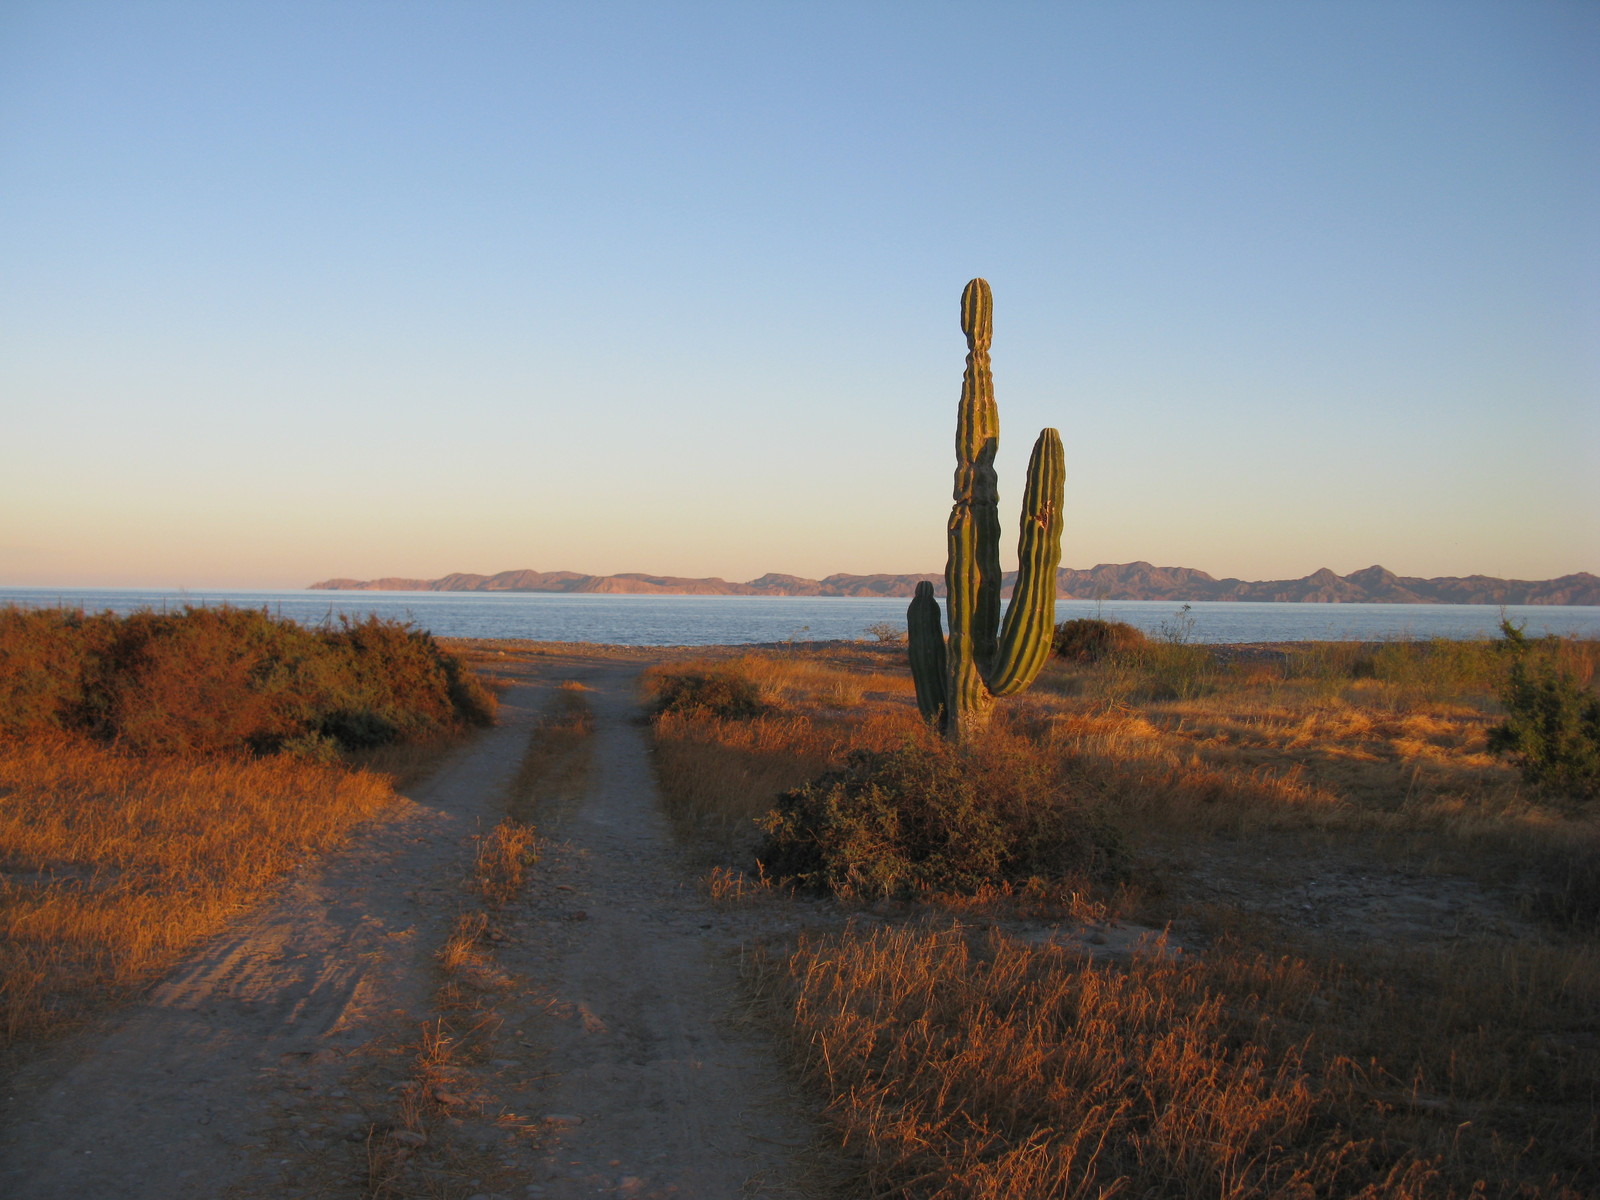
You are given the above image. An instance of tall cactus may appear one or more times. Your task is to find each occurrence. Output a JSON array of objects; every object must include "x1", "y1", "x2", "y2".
[{"x1": 908, "y1": 279, "x2": 1064, "y2": 742}]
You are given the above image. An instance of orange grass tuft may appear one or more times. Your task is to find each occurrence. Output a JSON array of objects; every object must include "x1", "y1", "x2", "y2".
[{"x1": 469, "y1": 822, "x2": 539, "y2": 907}]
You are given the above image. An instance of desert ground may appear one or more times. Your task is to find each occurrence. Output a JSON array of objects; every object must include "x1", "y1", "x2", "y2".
[
  {"x1": 1, "y1": 645, "x2": 829, "y2": 1199},
  {"x1": 2, "y1": 633, "x2": 1595, "y2": 1199}
]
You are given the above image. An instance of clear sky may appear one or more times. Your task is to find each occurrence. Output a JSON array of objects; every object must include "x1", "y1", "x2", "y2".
[{"x1": 2, "y1": 0, "x2": 1596, "y2": 589}]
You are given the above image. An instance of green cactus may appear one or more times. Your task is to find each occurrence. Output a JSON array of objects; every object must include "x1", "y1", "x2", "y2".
[{"x1": 908, "y1": 279, "x2": 1064, "y2": 741}]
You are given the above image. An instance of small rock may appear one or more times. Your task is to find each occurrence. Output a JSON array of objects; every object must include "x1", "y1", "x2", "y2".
[{"x1": 389, "y1": 1129, "x2": 427, "y2": 1146}]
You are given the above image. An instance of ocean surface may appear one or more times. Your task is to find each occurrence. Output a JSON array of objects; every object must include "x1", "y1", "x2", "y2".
[{"x1": 3, "y1": 588, "x2": 1598, "y2": 646}]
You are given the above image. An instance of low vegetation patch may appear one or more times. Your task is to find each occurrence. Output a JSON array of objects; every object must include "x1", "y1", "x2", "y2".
[
  {"x1": 758, "y1": 737, "x2": 1126, "y2": 896},
  {"x1": 1051, "y1": 616, "x2": 1148, "y2": 662},
  {"x1": 649, "y1": 664, "x2": 770, "y2": 721},
  {"x1": 759, "y1": 921, "x2": 1598, "y2": 1199},
  {"x1": 1489, "y1": 623, "x2": 1600, "y2": 804},
  {"x1": 0, "y1": 603, "x2": 499, "y2": 1048},
  {"x1": 0, "y1": 604, "x2": 496, "y2": 756},
  {"x1": 644, "y1": 649, "x2": 919, "y2": 853},
  {"x1": 648, "y1": 633, "x2": 1599, "y2": 1198}
]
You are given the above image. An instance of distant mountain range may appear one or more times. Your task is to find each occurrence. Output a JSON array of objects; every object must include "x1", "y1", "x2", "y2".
[{"x1": 309, "y1": 563, "x2": 1600, "y2": 606}]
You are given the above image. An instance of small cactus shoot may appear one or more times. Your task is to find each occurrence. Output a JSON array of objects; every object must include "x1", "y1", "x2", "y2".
[{"x1": 908, "y1": 279, "x2": 1064, "y2": 741}]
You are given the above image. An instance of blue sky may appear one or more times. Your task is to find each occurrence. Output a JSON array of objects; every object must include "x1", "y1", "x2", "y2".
[{"x1": 2, "y1": 0, "x2": 1595, "y2": 588}]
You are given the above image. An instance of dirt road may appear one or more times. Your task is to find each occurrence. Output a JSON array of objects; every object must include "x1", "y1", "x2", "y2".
[{"x1": 0, "y1": 654, "x2": 821, "y2": 1199}]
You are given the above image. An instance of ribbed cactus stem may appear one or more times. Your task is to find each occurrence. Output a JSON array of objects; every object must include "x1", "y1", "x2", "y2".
[
  {"x1": 945, "y1": 279, "x2": 1002, "y2": 741},
  {"x1": 909, "y1": 278, "x2": 1064, "y2": 742},
  {"x1": 951, "y1": 278, "x2": 1003, "y2": 673}
]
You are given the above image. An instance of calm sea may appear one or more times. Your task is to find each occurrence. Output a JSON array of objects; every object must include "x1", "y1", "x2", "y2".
[{"x1": 3, "y1": 588, "x2": 1597, "y2": 646}]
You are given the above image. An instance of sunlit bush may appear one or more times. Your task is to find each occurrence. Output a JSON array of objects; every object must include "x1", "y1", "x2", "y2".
[
  {"x1": 0, "y1": 605, "x2": 495, "y2": 755},
  {"x1": 757, "y1": 738, "x2": 1126, "y2": 896}
]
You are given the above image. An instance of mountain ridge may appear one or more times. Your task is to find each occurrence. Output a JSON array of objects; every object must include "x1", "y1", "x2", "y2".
[{"x1": 308, "y1": 564, "x2": 1600, "y2": 606}]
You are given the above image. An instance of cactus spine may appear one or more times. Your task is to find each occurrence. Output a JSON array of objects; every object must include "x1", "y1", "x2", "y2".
[{"x1": 907, "y1": 279, "x2": 1064, "y2": 741}]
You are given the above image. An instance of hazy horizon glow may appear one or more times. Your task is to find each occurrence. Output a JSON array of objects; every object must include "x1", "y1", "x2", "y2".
[{"x1": 3, "y1": 1, "x2": 1596, "y2": 590}]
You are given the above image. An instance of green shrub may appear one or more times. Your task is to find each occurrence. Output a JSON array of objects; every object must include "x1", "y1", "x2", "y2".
[
  {"x1": 1129, "y1": 641, "x2": 1218, "y2": 701},
  {"x1": 1051, "y1": 618, "x2": 1148, "y2": 663},
  {"x1": 756, "y1": 740, "x2": 1126, "y2": 897},
  {"x1": 651, "y1": 669, "x2": 768, "y2": 721},
  {"x1": 0, "y1": 604, "x2": 495, "y2": 756},
  {"x1": 1367, "y1": 637, "x2": 1504, "y2": 698},
  {"x1": 1488, "y1": 624, "x2": 1600, "y2": 805}
]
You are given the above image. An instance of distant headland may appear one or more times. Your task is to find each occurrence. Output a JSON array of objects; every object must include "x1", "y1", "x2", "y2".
[{"x1": 309, "y1": 564, "x2": 1600, "y2": 606}]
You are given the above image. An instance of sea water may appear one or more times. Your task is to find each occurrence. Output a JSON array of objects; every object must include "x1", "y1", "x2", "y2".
[{"x1": 3, "y1": 587, "x2": 1597, "y2": 646}]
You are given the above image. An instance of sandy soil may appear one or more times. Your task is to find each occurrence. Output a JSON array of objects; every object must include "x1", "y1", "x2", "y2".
[{"x1": 0, "y1": 651, "x2": 823, "y2": 1200}]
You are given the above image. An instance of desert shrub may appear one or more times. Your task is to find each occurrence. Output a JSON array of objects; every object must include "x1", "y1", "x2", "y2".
[
  {"x1": 0, "y1": 608, "x2": 117, "y2": 737},
  {"x1": 0, "y1": 604, "x2": 495, "y2": 756},
  {"x1": 91, "y1": 607, "x2": 300, "y2": 754},
  {"x1": 1052, "y1": 617, "x2": 1147, "y2": 663},
  {"x1": 313, "y1": 614, "x2": 494, "y2": 746},
  {"x1": 1488, "y1": 623, "x2": 1600, "y2": 805},
  {"x1": 651, "y1": 668, "x2": 768, "y2": 721},
  {"x1": 757, "y1": 739, "x2": 1125, "y2": 896},
  {"x1": 1489, "y1": 660, "x2": 1600, "y2": 803}
]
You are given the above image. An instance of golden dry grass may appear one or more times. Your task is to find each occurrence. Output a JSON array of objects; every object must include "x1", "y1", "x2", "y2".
[
  {"x1": 503, "y1": 680, "x2": 594, "y2": 826},
  {"x1": 651, "y1": 638, "x2": 1600, "y2": 1198},
  {"x1": 0, "y1": 735, "x2": 396, "y2": 1045},
  {"x1": 759, "y1": 921, "x2": 1598, "y2": 1199},
  {"x1": 469, "y1": 823, "x2": 540, "y2": 908},
  {"x1": 1029, "y1": 647, "x2": 1600, "y2": 883},
  {"x1": 645, "y1": 648, "x2": 922, "y2": 850}
]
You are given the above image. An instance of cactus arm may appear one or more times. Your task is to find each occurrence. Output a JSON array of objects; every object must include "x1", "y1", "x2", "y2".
[
  {"x1": 988, "y1": 428, "x2": 1065, "y2": 696},
  {"x1": 906, "y1": 581, "x2": 948, "y2": 726}
]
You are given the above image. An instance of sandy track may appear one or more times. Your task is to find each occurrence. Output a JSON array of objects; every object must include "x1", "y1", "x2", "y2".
[
  {"x1": 489, "y1": 660, "x2": 817, "y2": 1198},
  {"x1": 0, "y1": 655, "x2": 820, "y2": 1200}
]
